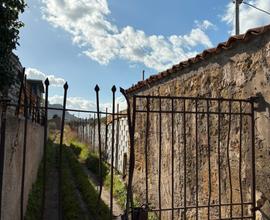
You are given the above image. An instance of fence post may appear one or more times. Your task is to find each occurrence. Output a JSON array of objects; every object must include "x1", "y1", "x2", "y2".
[
  {"x1": 115, "y1": 104, "x2": 119, "y2": 171},
  {"x1": 0, "y1": 99, "x2": 9, "y2": 219},
  {"x1": 110, "y1": 85, "x2": 116, "y2": 220},
  {"x1": 120, "y1": 87, "x2": 135, "y2": 220},
  {"x1": 105, "y1": 108, "x2": 108, "y2": 161},
  {"x1": 16, "y1": 68, "x2": 25, "y2": 116},
  {"x1": 58, "y1": 82, "x2": 68, "y2": 220},
  {"x1": 21, "y1": 76, "x2": 29, "y2": 220},
  {"x1": 42, "y1": 78, "x2": 49, "y2": 219},
  {"x1": 249, "y1": 98, "x2": 256, "y2": 220},
  {"x1": 95, "y1": 85, "x2": 103, "y2": 214}
]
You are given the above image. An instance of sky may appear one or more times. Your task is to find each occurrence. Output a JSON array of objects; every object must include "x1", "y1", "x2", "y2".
[{"x1": 15, "y1": 0, "x2": 270, "y2": 113}]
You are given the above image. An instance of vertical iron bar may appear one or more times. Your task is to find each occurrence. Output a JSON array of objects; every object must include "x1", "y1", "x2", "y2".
[
  {"x1": 171, "y1": 98, "x2": 175, "y2": 220},
  {"x1": 120, "y1": 87, "x2": 136, "y2": 220},
  {"x1": 130, "y1": 96, "x2": 136, "y2": 218},
  {"x1": 227, "y1": 101, "x2": 233, "y2": 219},
  {"x1": 94, "y1": 114, "x2": 96, "y2": 151},
  {"x1": 195, "y1": 99, "x2": 199, "y2": 220},
  {"x1": 16, "y1": 68, "x2": 25, "y2": 116},
  {"x1": 218, "y1": 100, "x2": 222, "y2": 220},
  {"x1": 183, "y1": 99, "x2": 187, "y2": 220},
  {"x1": 250, "y1": 100, "x2": 256, "y2": 220},
  {"x1": 21, "y1": 77, "x2": 28, "y2": 220},
  {"x1": 105, "y1": 108, "x2": 108, "y2": 160},
  {"x1": 206, "y1": 100, "x2": 212, "y2": 220},
  {"x1": 116, "y1": 104, "x2": 120, "y2": 171},
  {"x1": 89, "y1": 118, "x2": 92, "y2": 150},
  {"x1": 110, "y1": 85, "x2": 116, "y2": 220},
  {"x1": 145, "y1": 98, "x2": 150, "y2": 206},
  {"x1": 58, "y1": 82, "x2": 68, "y2": 220},
  {"x1": 29, "y1": 87, "x2": 32, "y2": 121},
  {"x1": 42, "y1": 78, "x2": 49, "y2": 219},
  {"x1": 158, "y1": 98, "x2": 162, "y2": 220},
  {"x1": 0, "y1": 100, "x2": 8, "y2": 219},
  {"x1": 82, "y1": 118, "x2": 85, "y2": 142},
  {"x1": 95, "y1": 85, "x2": 103, "y2": 212},
  {"x1": 239, "y1": 101, "x2": 244, "y2": 219}
]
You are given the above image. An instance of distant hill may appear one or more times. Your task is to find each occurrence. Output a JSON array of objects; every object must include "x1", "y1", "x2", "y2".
[{"x1": 48, "y1": 103, "x2": 78, "y2": 121}]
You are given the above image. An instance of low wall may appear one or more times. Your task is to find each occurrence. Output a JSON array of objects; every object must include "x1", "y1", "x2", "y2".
[{"x1": 1, "y1": 113, "x2": 44, "y2": 220}]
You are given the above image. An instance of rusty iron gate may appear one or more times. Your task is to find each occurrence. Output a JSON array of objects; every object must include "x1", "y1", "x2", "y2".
[
  {"x1": 0, "y1": 72, "x2": 260, "y2": 220},
  {"x1": 121, "y1": 92, "x2": 257, "y2": 220}
]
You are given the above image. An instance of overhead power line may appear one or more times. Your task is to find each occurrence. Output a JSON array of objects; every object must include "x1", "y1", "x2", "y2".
[{"x1": 242, "y1": 1, "x2": 270, "y2": 16}]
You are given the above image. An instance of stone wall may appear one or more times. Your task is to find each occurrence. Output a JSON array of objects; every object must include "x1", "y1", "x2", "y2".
[
  {"x1": 129, "y1": 32, "x2": 270, "y2": 219},
  {"x1": 0, "y1": 112, "x2": 44, "y2": 220}
]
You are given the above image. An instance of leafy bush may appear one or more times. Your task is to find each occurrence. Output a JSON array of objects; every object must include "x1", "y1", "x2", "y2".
[
  {"x1": 70, "y1": 143, "x2": 82, "y2": 157},
  {"x1": 0, "y1": 0, "x2": 26, "y2": 92},
  {"x1": 104, "y1": 174, "x2": 127, "y2": 209},
  {"x1": 85, "y1": 152, "x2": 109, "y2": 181}
]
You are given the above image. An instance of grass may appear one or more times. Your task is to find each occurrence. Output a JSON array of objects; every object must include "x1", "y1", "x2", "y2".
[
  {"x1": 69, "y1": 139, "x2": 129, "y2": 211},
  {"x1": 25, "y1": 140, "x2": 88, "y2": 220},
  {"x1": 64, "y1": 146, "x2": 110, "y2": 220},
  {"x1": 61, "y1": 145, "x2": 87, "y2": 220},
  {"x1": 24, "y1": 140, "x2": 54, "y2": 220}
]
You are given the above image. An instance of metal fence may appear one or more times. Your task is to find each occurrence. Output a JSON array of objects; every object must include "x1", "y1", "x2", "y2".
[
  {"x1": 0, "y1": 76, "x2": 262, "y2": 220},
  {"x1": 0, "y1": 74, "x2": 45, "y2": 220},
  {"x1": 123, "y1": 94, "x2": 257, "y2": 220}
]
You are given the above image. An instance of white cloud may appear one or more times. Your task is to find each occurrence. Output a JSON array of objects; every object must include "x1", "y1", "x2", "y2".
[
  {"x1": 41, "y1": 0, "x2": 214, "y2": 71},
  {"x1": 49, "y1": 95, "x2": 127, "y2": 113},
  {"x1": 222, "y1": 0, "x2": 270, "y2": 34},
  {"x1": 25, "y1": 68, "x2": 66, "y2": 87}
]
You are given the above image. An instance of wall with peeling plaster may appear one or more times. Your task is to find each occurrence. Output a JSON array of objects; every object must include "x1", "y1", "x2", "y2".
[{"x1": 130, "y1": 32, "x2": 270, "y2": 219}]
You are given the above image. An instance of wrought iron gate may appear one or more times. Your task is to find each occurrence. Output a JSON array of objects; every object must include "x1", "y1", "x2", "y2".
[
  {"x1": 0, "y1": 72, "x2": 258, "y2": 220},
  {"x1": 122, "y1": 93, "x2": 257, "y2": 220}
]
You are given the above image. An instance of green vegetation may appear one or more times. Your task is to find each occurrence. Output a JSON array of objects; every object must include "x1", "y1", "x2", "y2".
[
  {"x1": 64, "y1": 147, "x2": 110, "y2": 220},
  {"x1": 69, "y1": 139, "x2": 128, "y2": 210},
  {"x1": 24, "y1": 154, "x2": 45, "y2": 220},
  {"x1": 85, "y1": 152, "x2": 109, "y2": 180},
  {"x1": 104, "y1": 174, "x2": 127, "y2": 209},
  {"x1": 69, "y1": 140, "x2": 89, "y2": 161},
  {"x1": 25, "y1": 141, "x2": 87, "y2": 220},
  {"x1": 62, "y1": 147, "x2": 87, "y2": 220},
  {"x1": 0, "y1": 0, "x2": 26, "y2": 91},
  {"x1": 25, "y1": 140, "x2": 54, "y2": 220}
]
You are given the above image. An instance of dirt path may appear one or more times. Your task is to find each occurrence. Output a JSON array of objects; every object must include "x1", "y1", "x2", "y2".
[
  {"x1": 68, "y1": 165, "x2": 90, "y2": 220},
  {"x1": 81, "y1": 165, "x2": 124, "y2": 217},
  {"x1": 43, "y1": 146, "x2": 59, "y2": 220}
]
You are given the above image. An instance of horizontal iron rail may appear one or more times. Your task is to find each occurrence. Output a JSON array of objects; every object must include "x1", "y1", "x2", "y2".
[
  {"x1": 135, "y1": 109, "x2": 252, "y2": 116},
  {"x1": 4, "y1": 103, "x2": 127, "y2": 116},
  {"x1": 148, "y1": 201, "x2": 253, "y2": 212},
  {"x1": 134, "y1": 95, "x2": 254, "y2": 102}
]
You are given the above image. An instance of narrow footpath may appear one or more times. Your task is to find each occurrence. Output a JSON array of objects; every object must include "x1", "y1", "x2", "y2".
[{"x1": 81, "y1": 165, "x2": 123, "y2": 217}]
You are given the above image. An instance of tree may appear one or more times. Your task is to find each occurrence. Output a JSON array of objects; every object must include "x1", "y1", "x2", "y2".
[{"x1": 0, "y1": 0, "x2": 26, "y2": 93}]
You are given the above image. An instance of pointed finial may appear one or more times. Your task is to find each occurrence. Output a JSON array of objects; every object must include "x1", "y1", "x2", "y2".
[
  {"x1": 120, "y1": 87, "x2": 125, "y2": 94},
  {"x1": 111, "y1": 85, "x2": 116, "y2": 92},
  {"x1": 94, "y1": 84, "x2": 100, "y2": 92},
  {"x1": 45, "y1": 78, "x2": 50, "y2": 86},
  {"x1": 64, "y1": 82, "x2": 69, "y2": 90}
]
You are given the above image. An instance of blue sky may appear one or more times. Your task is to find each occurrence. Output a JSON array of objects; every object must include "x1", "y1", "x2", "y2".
[{"x1": 16, "y1": 0, "x2": 270, "y2": 112}]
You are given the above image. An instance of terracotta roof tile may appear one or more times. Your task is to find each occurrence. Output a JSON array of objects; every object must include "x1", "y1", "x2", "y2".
[{"x1": 126, "y1": 23, "x2": 270, "y2": 94}]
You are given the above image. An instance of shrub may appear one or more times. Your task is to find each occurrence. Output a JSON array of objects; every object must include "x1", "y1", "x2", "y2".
[{"x1": 85, "y1": 152, "x2": 109, "y2": 181}]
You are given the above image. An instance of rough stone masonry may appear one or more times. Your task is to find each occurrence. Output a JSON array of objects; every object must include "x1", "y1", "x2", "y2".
[{"x1": 127, "y1": 25, "x2": 270, "y2": 219}]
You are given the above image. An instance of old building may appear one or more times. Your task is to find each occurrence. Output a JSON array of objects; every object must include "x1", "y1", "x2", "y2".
[{"x1": 126, "y1": 24, "x2": 270, "y2": 219}]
